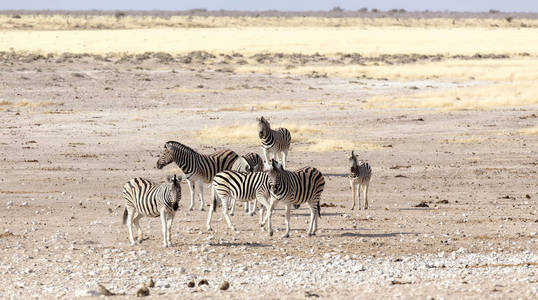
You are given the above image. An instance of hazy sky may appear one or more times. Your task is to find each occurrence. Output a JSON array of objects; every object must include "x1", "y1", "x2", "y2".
[{"x1": 1, "y1": 0, "x2": 537, "y2": 12}]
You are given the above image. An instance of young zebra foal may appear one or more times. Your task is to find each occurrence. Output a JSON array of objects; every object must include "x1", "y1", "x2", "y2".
[
  {"x1": 349, "y1": 151, "x2": 372, "y2": 210},
  {"x1": 266, "y1": 159, "x2": 325, "y2": 238},
  {"x1": 257, "y1": 116, "x2": 291, "y2": 169},
  {"x1": 122, "y1": 175, "x2": 182, "y2": 248}
]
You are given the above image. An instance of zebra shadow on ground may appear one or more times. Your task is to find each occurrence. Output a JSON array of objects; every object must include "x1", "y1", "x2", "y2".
[
  {"x1": 207, "y1": 242, "x2": 271, "y2": 248},
  {"x1": 339, "y1": 231, "x2": 415, "y2": 238}
]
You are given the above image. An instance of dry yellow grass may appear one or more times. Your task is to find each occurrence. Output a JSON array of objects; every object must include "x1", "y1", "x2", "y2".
[
  {"x1": 297, "y1": 139, "x2": 382, "y2": 152},
  {"x1": 518, "y1": 127, "x2": 538, "y2": 135},
  {"x1": 365, "y1": 80, "x2": 538, "y2": 110},
  {"x1": 196, "y1": 123, "x2": 321, "y2": 145},
  {"x1": 195, "y1": 123, "x2": 381, "y2": 152},
  {"x1": 214, "y1": 101, "x2": 294, "y2": 112},
  {"x1": 1, "y1": 27, "x2": 537, "y2": 56},
  {"x1": 2, "y1": 15, "x2": 537, "y2": 30},
  {"x1": 0, "y1": 99, "x2": 52, "y2": 111}
]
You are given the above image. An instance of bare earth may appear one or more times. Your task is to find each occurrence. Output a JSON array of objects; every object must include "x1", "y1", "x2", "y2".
[{"x1": 0, "y1": 57, "x2": 537, "y2": 299}]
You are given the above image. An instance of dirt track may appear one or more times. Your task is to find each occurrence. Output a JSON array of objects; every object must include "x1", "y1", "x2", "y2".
[{"x1": 0, "y1": 57, "x2": 537, "y2": 298}]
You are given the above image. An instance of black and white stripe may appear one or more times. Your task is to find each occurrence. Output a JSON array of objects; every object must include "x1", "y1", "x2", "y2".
[
  {"x1": 156, "y1": 141, "x2": 239, "y2": 211},
  {"x1": 349, "y1": 150, "x2": 372, "y2": 210},
  {"x1": 266, "y1": 159, "x2": 325, "y2": 237},
  {"x1": 206, "y1": 171, "x2": 271, "y2": 232},
  {"x1": 229, "y1": 152, "x2": 265, "y2": 214},
  {"x1": 257, "y1": 116, "x2": 291, "y2": 168},
  {"x1": 231, "y1": 152, "x2": 264, "y2": 173},
  {"x1": 122, "y1": 175, "x2": 181, "y2": 247}
]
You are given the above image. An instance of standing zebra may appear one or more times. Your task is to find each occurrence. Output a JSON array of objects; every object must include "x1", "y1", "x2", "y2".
[
  {"x1": 257, "y1": 116, "x2": 291, "y2": 169},
  {"x1": 207, "y1": 170, "x2": 271, "y2": 232},
  {"x1": 229, "y1": 152, "x2": 264, "y2": 215},
  {"x1": 156, "y1": 141, "x2": 239, "y2": 211},
  {"x1": 122, "y1": 175, "x2": 182, "y2": 248},
  {"x1": 349, "y1": 150, "x2": 372, "y2": 210},
  {"x1": 266, "y1": 159, "x2": 325, "y2": 237}
]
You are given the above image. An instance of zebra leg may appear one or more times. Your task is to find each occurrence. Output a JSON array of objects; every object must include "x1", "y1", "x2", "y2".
[
  {"x1": 243, "y1": 200, "x2": 249, "y2": 213},
  {"x1": 160, "y1": 210, "x2": 169, "y2": 248},
  {"x1": 282, "y1": 204, "x2": 291, "y2": 238},
  {"x1": 206, "y1": 192, "x2": 215, "y2": 231},
  {"x1": 313, "y1": 198, "x2": 320, "y2": 235},
  {"x1": 364, "y1": 184, "x2": 369, "y2": 210},
  {"x1": 126, "y1": 207, "x2": 136, "y2": 246},
  {"x1": 262, "y1": 148, "x2": 269, "y2": 166},
  {"x1": 257, "y1": 196, "x2": 270, "y2": 228},
  {"x1": 357, "y1": 183, "x2": 362, "y2": 210},
  {"x1": 350, "y1": 179, "x2": 356, "y2": 210},
  {"x1": 187, "y1": 179, "x2": 195, "y2": 211},
  {"x1": 132, "y1": 214, "x2": 143, "y2": 244},
  {"x1": 229, "y1": 198, "x2": 236, "y2": 216},
  {"x1": 267, "y1": 198, "x2": 278, "y2": 236},
  {"x1": 249, "y1": 199, "x2": 257, "y2": 216},
  {"x1": 198, "y1": 181, "x2": 205, "y2": 211},
  {"x1": 221, "y1": 196, "x2": 236, "y2": 232},
  {"x1": 281, "y1": 150, "x2": 288, "y2": 169},
  {"x1": 167, "y1": 212, "x2": 174, "y2": 246},
  {"x1": 307, "y1": 202, "x2": 316, "y2": 236}
]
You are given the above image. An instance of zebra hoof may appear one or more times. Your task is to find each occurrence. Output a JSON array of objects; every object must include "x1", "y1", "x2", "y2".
[
  {"x1": 281, "y1": 233, "x2": 289, "y2": 238},
  {"x1": 200, "y1": 207, "x2": 205, "y2": 211},
  {"x1": 130, "y1": 242, "x2": 136, "y2": 246},
  {"x1": 188, "y1": 207, "x2": 194, "y2": 211},
  {"x1": 269, "y1": 230, "x2": 273, "y2": 237},
  {"x1": 206, "y1": 226, "x2": 213, "y2": 231},
  {"x1": 229, "y1": 212, "x2": 234, "y2": 216}
]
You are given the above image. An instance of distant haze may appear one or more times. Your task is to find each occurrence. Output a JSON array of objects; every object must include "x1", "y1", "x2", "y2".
[{"x1": 1, "y1": 0, "x2": 537, "y2": 13}]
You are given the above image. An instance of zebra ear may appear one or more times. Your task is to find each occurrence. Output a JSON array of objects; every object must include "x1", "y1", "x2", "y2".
[
  {"x1": 351, "y1": 150, "x2": 355, "y2": 157},
  {"x1": 270, "y1": 159, "x2": 278, "y2": 169}
]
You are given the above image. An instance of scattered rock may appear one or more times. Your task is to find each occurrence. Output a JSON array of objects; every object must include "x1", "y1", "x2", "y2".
[
  {"x1": 187, "y1": 281, "x2": 195, "y2": 288},
  {"x1": 148, "y1": 278, "x2": 155, "y2": 288},
  {"x1": 320, "y1": 203, "x2": 336, "y2": 208},
  {"x1": 305, "y1": 291, "x2": 320, "y2": 297},
  {"x1": 198, "y1": 279, "x2": 209, "y2": 286},
  {"x1": 436, "y1": 200, "x2": 449, "y2": 204},
  {"x1": 136, "y1": 283, "x2": 149, "y2": 297},
  {"x1": 219, "y1": 281, "x2": 230, "y2": 291},
  {"x1": 414, "y1": 202, "x2": 429, "y2": 208}
]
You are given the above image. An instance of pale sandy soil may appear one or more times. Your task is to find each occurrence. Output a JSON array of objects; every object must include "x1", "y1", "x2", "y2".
[{"x1": 0, "y1": 57, "x2": 536, "y2": 299}]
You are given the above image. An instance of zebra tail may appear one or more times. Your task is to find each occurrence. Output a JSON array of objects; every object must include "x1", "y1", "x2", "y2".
[
  {"x1": 317, "y1": 201, "x2": 321, "y2": 218},
  {"x1": 122, "y1": 208, "x2": 128, "y2": 225}
]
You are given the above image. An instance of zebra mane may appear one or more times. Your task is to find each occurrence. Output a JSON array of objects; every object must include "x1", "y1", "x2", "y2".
[
  {"x1": 258, "y1": 116, "x2": 271, "y2": 130},
  {"x1": 165, "y1": 141, "x2": 199, "y2": 156}
]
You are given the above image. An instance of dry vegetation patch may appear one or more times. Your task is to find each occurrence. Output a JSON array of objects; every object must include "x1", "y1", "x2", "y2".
[{"x1": 195, "y1": 123, "x2": 381, "y2": 152}]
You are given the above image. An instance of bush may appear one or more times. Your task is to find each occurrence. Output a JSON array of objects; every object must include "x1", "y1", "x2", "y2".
[
  {"x1": 331, "y1": 6, "x2": 344, "y2": 12},
  {"x1": 114, "y1": 11, "x2": 126, "y2": 19}
]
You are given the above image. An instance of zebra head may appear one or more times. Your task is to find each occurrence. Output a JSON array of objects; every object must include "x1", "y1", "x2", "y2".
[
  {"x1": 156, "y1": 142, "x2": 175, "y2": 169},
  {"x1": 256, "y1": 116, "x2": 270, "y2": 139},
  {"x1": 267, "y1": 159, "x2": 285, "y2": 199},
  {"x1": 348, "y1": 150, "x2": 358, "y2": 166},
  {"x1": 167, "y1": 174, "x2": 182, "y2": 211}
]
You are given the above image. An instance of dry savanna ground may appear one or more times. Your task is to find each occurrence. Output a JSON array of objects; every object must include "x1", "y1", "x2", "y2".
[{"x1": 0, "y1": 12, "x2": 537, "y2": 299}]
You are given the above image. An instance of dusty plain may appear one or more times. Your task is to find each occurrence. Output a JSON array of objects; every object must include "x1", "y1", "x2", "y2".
[{"x1": 0, "y1": 12, "x2": 537, "y2": 299}]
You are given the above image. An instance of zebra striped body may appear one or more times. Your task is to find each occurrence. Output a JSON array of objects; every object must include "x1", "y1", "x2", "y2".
[
  {"x1": 230, "y1": 152, "x2": 264, "y2": 214},
  {"x1": 207, "y1": 171, "x2": 271, "y2": 232},
  {"x1": 266, "y1": 159, "x2": 325, "y2": 237},
  {"x1": 122, "y1": 175, "x2": 181, "y2": 247},
  {"x1": 231, "y1": 152, "x2": 264, "y2": 173},
  {"x1": 257, "y1": 116, "x2": 291, "y2": 169},
  {"x1": 156, "y1": 141, "x2": 239, "y2": 211},
  {"x1": 349, "y1": 151, "x2": 372, "y2": 210}
]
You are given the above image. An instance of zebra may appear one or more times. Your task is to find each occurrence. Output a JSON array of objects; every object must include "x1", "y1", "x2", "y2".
[
  {"x1": 349, "y1": 150, "x2": 372, "y2": 210},
  {"x1": 206, "y1": 170, "x2": 271, "y2": 232},
  {"x1": 122, "y1": 175, "x2": 182, "y2": 248},
  {"x1": 266, "y1": 159, "x2": 325, "y2": 238},
  {"x1": 156, "y1": 141, "x2": 239, "y2": 211},
  {"x1": 257, "y1": 116, "x2": 291, "y2": 169},
  {"x1": 229, "y1": 152, "x2": 264, "y2": 215}
]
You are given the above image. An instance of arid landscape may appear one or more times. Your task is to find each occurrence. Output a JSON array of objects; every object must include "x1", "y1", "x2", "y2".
[{"x1": 0, "y1": 11, "x2": 537, "y2": 299}]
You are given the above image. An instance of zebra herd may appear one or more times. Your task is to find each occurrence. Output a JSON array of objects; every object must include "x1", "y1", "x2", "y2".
[{"x1": 122, "y1": 117, "x2": 372, "y2": 247}]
